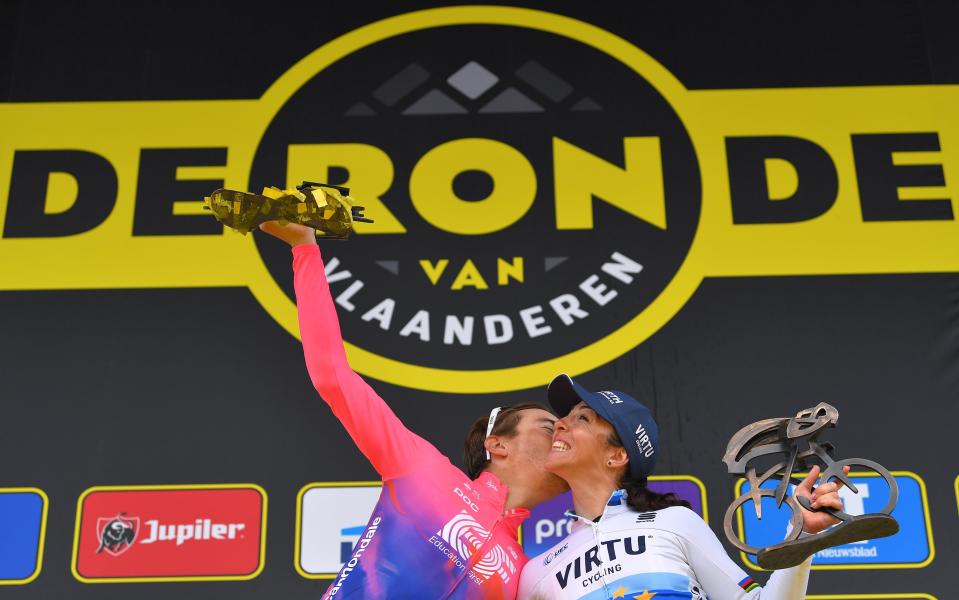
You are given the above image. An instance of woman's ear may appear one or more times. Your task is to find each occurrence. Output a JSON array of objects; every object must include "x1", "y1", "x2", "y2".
[
  {"x1": 485, "y1": 435, "x2": 508, "y2": 459},
  {"x1": 606, "y1": 446, "x2": 629, "y2": 469}
]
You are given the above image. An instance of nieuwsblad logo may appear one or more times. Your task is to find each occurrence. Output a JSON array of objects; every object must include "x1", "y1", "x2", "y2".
[
  {"x1": 733, "y1": 471, "x2": 935, "y2": 570},
  {"x1": 72, "y1": 484, "x2": 267, "y2": 583},
  {"x1": 0, "y1": 6, "x2": 956, "y2": 393}
]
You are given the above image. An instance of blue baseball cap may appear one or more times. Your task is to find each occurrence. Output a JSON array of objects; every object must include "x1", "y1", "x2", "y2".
[{"x1": 547, "y1": 374, "x2": 659, "y2": 480}]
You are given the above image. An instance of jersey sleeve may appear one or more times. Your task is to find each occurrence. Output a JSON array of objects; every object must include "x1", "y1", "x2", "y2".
[
  {"x1": 292, "y1": 243, "x2": 441, "y2": 480},
  {"x1": 670, "y1": 508, "x2": 811, "y2": 599},
  {"x1": 517, "y1": 561, "x2": 541, "y2": 600}
]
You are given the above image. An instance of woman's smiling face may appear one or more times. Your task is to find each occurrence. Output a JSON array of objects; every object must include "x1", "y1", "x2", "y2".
[{"x1": 545, "y1": 401, "x2": 619, "y2": 478}]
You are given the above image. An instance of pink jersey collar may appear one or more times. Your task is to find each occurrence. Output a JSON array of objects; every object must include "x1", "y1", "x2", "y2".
[{"x1": 474, "y1": 471, "x2": 531, "y2": 527}]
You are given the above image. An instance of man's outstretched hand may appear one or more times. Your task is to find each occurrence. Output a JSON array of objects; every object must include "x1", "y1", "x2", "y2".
[{"x1": 259, "y1": 221, "x2": 317, "y2": 247}]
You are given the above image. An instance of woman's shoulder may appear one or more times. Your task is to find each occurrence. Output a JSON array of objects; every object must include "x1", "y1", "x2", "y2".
[
  {"x1": 657, "y1": 505, "x2": 702, "y2": 519},
  {"x1": 620, "y1": 505, "x2": 708, "y2": 532},
  {"x1": 627, "y1": 504, "x2": 699, "y2": 518}
]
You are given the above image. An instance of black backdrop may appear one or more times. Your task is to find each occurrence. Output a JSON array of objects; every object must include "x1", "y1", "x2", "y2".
[{"x1": 1, "y1": 1, "x2": 957, "y2": 599}]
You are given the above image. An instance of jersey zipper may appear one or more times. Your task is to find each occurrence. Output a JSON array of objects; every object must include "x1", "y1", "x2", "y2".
[{"x1": 564, "y1": 509, "x2": 614, "y2": 599}]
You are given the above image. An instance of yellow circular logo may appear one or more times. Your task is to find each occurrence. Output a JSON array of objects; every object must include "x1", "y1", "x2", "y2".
[{"x1": 242, "y1": 6, "x2": 707, "y2": 393}]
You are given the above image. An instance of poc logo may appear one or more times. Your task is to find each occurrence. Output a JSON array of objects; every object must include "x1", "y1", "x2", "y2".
[
  {"x1": 598, "y1": 391, "x2": 622, "y2": 404},
  {"x1": 454, "y1": 488, "x2": 480, "y2": 513}
]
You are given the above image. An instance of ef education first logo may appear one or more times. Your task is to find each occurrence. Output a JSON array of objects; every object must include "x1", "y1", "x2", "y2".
[{"x1": 0, "y1": 7, "x2": 956, "y2": 393}]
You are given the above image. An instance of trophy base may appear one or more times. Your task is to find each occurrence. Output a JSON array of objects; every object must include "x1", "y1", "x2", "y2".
[{"x1": 757, "y1": 513, "x2": 899, "y2": 570}]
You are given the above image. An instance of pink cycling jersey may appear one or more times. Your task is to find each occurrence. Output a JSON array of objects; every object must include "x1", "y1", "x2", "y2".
[{"x1": 293, "y1": 244, "x2": 529, "y2": 599}]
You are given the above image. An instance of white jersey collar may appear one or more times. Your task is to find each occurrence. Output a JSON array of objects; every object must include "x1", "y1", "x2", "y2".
[{"x1": 563, "y1": 489, "x2": 629, "y2": 531}]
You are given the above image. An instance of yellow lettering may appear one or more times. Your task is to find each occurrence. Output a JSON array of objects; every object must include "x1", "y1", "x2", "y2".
[
  {"x1": 419, "y1": 259, "x2": 449, "y2": 285},
  {"x1": 287, "y1": 143, "x2": 405, "y2": 233},
  {"x1": 497, "y1": 257, "x2": 524, "y2": 285},
  {"x1": 450, "y1": 259, "x2": 489, "y2": 290},
  {"x1": 409, "y1": 138, "x2": 536, "y2": 235},
  {"x1": 554, "y1": 136, "x2": 666, "y2": 230}
]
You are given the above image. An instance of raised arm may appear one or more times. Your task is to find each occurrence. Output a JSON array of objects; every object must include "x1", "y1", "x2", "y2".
[
  {"x1": 682, "y1": 465, "x2": 846, "y2": 598},
  {"x1": 677, "y1": 510, "x2": 810, "y2": 599},
  {"x1": 261, "y1": 221, "x2": 437, "y2": 480}
]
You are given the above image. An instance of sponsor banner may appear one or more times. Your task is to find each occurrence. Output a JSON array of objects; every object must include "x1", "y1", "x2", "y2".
[
  {"x1": 295, "y1": 482, "x2": 381, "y2": 579},
  {"x1": 520, "y1": 475, "x2": 707, "y2": 558},
  {"x1": 294, "y1": 479, "x2": 704, "y2": 578},
  {"x1": 0, "y1": 488, "x2": 48, "y2": 585},
  {"x1": 0, "y1": 7, "x2": 956, "y2": 394},
  {"x1": 71, "y1": 484, "x2": 267, "y2": 583},
  {"x1": 734, "y1": 472, "x2": 933, "y2": 570}
]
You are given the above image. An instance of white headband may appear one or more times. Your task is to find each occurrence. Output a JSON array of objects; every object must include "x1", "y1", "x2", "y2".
[{"x1": 484, "y1": 406, "x2": 502, "y2": 461}]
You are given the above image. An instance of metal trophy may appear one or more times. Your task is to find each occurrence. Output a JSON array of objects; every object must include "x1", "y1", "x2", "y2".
[
  {"x1": 203, "y1": 181, "x2": 373, "y2": 238},
  {"x1": 722, "y1": 403, "x2": 899, "y2": 570}
]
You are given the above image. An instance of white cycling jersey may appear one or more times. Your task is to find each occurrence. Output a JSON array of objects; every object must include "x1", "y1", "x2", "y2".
[{"x1": 518, "y1": 491, "x2": 811, "y2": 600}]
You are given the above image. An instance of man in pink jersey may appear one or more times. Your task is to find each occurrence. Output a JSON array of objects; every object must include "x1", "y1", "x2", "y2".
[{"x1": 260, "y1": 221, "x2": 568, "y2": 599}]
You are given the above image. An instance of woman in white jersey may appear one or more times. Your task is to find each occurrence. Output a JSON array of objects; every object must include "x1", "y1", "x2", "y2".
[{"x1": 518, "y1": 374, "x2": 846, "y2": 600}]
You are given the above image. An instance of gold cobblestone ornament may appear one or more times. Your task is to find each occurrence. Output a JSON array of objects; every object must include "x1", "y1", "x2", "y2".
[{"x1": 203, "y1": 182, "x2": 372, "y2": 239}]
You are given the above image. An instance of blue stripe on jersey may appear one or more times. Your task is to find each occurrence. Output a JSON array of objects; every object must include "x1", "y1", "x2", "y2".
[
  {"x1": 579, "y1": 572, "x2": 693, "y2": 600},
  {"x1": 607, "y1": 490, "x2": 626, "y2": 506}
]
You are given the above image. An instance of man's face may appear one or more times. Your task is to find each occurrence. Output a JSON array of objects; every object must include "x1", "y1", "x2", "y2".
[
  {"x1": 509, "y1": 408, "x2": 570, "y2": 497},
  {"x1": 545, "y1": 401, "x2": 618, "y2": 479}
]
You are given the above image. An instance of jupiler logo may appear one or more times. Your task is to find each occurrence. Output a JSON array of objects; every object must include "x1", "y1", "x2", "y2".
[
  {"x1": 96, "y1": 513, "x2": 138, "y2": 556},
  {"x1": 95, "y1": 513, "x2": 247, "y2": 556},
  {"x1": 250, "y1": 11, "x2": 700, "y2": 389}
]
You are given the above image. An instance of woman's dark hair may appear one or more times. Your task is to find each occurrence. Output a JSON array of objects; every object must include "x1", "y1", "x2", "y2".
[
  {"x1": 463, "y1": 403, "x2": 552, "y2": 479},
  {"x1": 606, "y1": 432, "x2": 690, "y2": 512}
]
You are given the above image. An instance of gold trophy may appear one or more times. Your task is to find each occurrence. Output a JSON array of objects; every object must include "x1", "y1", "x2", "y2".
[{"x1": 203, "y1": 181, "x2": 373, "y2": 239}]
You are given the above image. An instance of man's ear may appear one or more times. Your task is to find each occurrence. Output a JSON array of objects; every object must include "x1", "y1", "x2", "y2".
[
  {"x1": 485, "y1": 435, "x2": 509, "y2": 459},
  {"x1": 606, "y1": 446, "x2": 629, "y2": 470}
]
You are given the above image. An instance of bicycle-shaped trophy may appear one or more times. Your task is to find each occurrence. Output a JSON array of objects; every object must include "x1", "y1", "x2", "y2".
[{"x1": 722, "y1": 403, "x2": 899, "y2": 569}]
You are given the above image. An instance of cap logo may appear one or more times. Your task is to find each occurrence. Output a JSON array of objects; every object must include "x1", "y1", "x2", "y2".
[
  {"x1": 635, "y1": 424, "x2": 655, "y2": 458},
  {"x1": 599, "y1": 391, "x2": 622, "y2": 404}
]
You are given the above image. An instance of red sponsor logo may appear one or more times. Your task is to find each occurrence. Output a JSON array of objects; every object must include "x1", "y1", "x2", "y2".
[
  {"x1": 73, "y1": 485, "x2": 266, "y2": 582},
  {"x1": 95, "y1": 513, "x2": 138, "y2": 556}
]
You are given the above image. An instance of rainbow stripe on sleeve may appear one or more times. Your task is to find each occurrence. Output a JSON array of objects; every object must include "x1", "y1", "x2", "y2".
[{"x1": 738, "y1": 576, "x2": 760, "y2": 592}]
